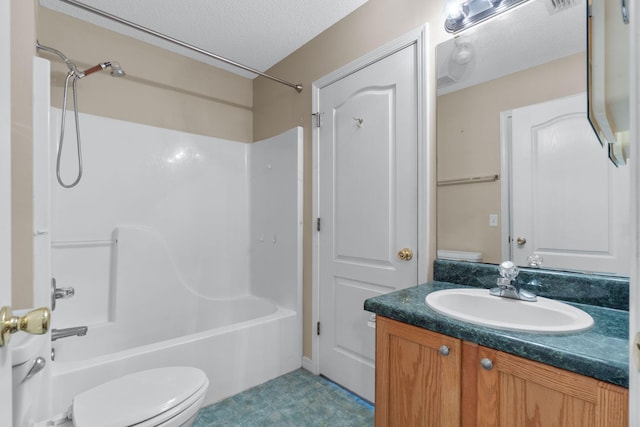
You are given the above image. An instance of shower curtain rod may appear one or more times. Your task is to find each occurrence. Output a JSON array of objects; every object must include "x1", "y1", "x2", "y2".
[{"x1": 58, "y1": 0, "x2": 303, "y2": 93}]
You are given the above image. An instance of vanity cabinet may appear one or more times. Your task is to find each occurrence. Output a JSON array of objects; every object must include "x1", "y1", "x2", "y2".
[
  {"x1": 375, "y1": 316, "x2": 628, "y2": 427},
  {"x1": 467, "y1": 342, "x2": 628, "y2": 427},
  {"x1": 375, "y1": 316, "x2": 461, "y2": 426}
]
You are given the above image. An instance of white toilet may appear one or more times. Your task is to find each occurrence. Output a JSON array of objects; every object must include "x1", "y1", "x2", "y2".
[
  {"x1": 45, "y1": 367, "x2": 209, "y2": 427},
  {"x1": 30, "y1": 367, "x2": 209, "y2": 427},
  {"x1": 12, "y1": 334, "x2": 209, "y2": 427},
  {"x1": 437, "y1": 249, "x2": 483, "y2": 263}
]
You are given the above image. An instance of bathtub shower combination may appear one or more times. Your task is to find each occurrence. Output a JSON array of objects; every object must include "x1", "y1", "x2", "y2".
[{"x1": 33, "y1": 101, "x2": 303, "y2": 418}]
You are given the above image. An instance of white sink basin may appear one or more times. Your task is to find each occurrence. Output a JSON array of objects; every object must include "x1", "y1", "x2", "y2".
[{"x1": 425, "y1": 288, "x2": 594, "y2": 333}]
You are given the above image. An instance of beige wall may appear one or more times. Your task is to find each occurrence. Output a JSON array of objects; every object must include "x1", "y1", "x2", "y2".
[
  {"x1": 253, "y1": 0, "x2": 451, "y2": 359},
  {"x1": 437, "y1": 53, "x2": 586, "y2": 264},
  {"x1": 37, "y1": 7, "x2": 253, "y2": 142}
]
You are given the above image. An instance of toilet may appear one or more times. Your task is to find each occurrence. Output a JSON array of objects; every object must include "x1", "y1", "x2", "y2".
[
  {"x1": 437, "y1": 249, "x2": 483, "y2": 263},
  {"x1": 12, "y1": 334, "x2": 209, "y2": 427},
  {"x1": 30, "y1": 367, "x2": 209, "y2": 427},
  {"x1": 53, "y1": 367, "x2": 209, "y2": 427}
]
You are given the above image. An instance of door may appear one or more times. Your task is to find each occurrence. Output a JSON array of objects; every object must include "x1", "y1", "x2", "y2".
[
  {"x1": 510, "y1": 93, "x2": 629, "y2": 274},
  {"x1": 317, "y1": 42, "x2": 419, "y2": 402},
  {"x1": 0, "y1": 0, "x2": 13, "y2": 424}
]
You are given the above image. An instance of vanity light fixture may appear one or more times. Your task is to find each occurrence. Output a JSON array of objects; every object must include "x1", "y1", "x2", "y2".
[{"x1": 445, "y1": 0, "x2": 531, "y2": 33}]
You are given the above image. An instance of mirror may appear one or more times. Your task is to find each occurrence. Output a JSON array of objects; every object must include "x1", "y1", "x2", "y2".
[
  {"x1": 436, "y1": 0, "x2": 630, "y2": 276},
  {"x1": 587, "y1": 0, "x2": 631, "y2": 165}
]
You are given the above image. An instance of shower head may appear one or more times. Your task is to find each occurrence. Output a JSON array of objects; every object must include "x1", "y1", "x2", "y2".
[
  {"x1": 81, "y1": 61, "x2": 126, "y2": 78},
  {"x1": 35, "y1": 41, "x2": 126, "y2": 79},
  {"x1": 108, "y1": 62, "x2": 126, "y2": 77}
]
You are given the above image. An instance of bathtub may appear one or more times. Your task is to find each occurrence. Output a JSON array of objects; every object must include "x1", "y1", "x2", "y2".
[
  {"x1": 48, "y1": 226, "x2": 302, "y2": 415},
  {"x1": 50, "y1": 298, "x2": 300, "y2": 414}
]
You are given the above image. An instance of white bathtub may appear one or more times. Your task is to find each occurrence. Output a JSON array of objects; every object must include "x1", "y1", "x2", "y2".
[
  {"x1": 48, "y1": 226, "x2": 302, "y2": 415},
  {"x1": 53, "y1": 295, "x2": 280, "y2": 362},
  {"x1": 50, "y1": 298, "x2": 300, "y2": 414}
]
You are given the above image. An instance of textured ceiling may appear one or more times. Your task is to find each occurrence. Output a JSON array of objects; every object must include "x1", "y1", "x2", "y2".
[{"x1": 40, "y1": 0, "x2": 369, "y2": 78}]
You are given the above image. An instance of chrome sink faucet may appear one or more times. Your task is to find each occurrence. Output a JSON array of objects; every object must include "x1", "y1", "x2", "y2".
[{"x1": 489, "y1": 261, "x2": 537, "y2": 302}]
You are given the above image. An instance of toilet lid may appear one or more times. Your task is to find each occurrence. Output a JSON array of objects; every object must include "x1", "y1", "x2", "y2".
[{"x1": 71, "y1": 366, "x2": 208, "y2": 427}]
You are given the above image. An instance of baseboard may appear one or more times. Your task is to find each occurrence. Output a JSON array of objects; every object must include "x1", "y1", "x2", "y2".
[{"x1": 301, "y1": 356, "x2": 314, "y2": 373}]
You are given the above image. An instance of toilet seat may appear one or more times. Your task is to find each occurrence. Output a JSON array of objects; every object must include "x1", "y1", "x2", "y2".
[{"x1": 70, "y1": 367, "x2": 209, "y2": 427}]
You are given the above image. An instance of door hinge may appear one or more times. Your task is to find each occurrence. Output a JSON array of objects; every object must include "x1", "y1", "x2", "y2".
[
  {"x1": 316, "y1": 321, "x2": 321, "y2": 335},
  {"x1": 312, "y1": 112, "x2": 322, "y2": 128},
  {"x1": 316, "y1": 217, "x2": 321, "y2": 231}
]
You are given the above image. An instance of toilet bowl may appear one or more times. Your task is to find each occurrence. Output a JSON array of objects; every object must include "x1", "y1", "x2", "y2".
[{"x1": 30, "y1": 367, "x2": 209, "y2": 427}]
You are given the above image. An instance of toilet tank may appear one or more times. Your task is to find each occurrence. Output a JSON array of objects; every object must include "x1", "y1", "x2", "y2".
[{"x1": 437, "y1": 249, "x2": 483, "y2": 263}]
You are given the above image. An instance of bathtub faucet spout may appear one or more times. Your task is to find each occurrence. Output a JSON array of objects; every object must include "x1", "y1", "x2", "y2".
[{"x1": 51, "y1": 326, "x2": 88, "y2": 341}]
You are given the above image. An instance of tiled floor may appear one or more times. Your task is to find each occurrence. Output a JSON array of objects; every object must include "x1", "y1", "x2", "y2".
[{"x1": 193, "y1": 369, "x2": 374, "y2": 426}]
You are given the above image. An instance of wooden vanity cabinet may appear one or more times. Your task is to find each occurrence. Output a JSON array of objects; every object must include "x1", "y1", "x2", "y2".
[
  {"x1": 375, "y1": 316, "x2": 462, "y2": 426},
  {"x1": 468, "y1": 342, "x2": 629, "y2": 427},
  {"x1": 375, "y1": 316, "x2": 629, "y2": 427}
]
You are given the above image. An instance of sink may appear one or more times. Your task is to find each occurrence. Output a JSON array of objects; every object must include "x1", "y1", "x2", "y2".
[{"x1": 425, "y1": 288, "x2": 594, "y2": 333}]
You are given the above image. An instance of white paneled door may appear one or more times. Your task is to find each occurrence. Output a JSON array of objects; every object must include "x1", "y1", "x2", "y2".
[
  {"x1": 510, "y1": 93, "x2": 629, "y2": 275},
  {"x1": 316, "y1": 42, "x2": 420, "y2": 402}
]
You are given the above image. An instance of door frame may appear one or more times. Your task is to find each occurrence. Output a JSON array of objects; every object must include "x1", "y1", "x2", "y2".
[
  {"x1": 310, "y1": 24, "x2": 431, "y2": 374},
  {"x1": 499, "y1": 110, "x2": 512, "y2": 261},
  {"x1": 0, "y1": 0, "x2": 13, "y2": 424},
  {"x1": 629, "y1": 0, "x2": 638, "y2": 423}
]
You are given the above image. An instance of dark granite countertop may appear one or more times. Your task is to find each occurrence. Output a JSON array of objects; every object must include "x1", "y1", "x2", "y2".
[{"x1": 364, "y1": 281, "x2": 629, "y2": 388}]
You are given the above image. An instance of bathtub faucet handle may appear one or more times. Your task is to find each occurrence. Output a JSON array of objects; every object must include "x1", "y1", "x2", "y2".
[
  {"x1": 55, "y1": 287, "x2": 75, "y2": 299},
  {"x1": 51, "y1": 278, "x2": 75, "y2": 311}
]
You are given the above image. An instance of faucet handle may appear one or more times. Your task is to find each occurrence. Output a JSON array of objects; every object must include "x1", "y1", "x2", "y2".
[
  {"x1": 51, "y1": 278, "x2": 75, "y2": 311},
  {"x1": 498, "y1": 261, "x2": 519, "y2": 280},
  {"x1": 54, "y1": 287, "x2": 74, "y2": 299},
  {"x1": 527, "y1": 254, "x2": 544, "y2": 268}
]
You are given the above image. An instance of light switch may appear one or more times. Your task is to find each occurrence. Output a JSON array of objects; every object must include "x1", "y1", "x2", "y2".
[{"x1": 489, "y1": 214, "x2": 498, "y2": 227}]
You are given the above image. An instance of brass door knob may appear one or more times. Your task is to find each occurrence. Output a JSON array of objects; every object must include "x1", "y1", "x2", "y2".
[
  {"x1": 397, "y1": 248, "x2": 413, "y2": 261},
  {"x1": 516, "y1": 237, "x2": 527, "y2": 246},
  {"x1": 0, "y1": 306, "x2": 50, "y2": 347}
]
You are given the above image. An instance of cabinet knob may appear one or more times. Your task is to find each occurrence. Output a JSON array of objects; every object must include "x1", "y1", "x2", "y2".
[
  {"x1": 439, "y1": 345, "x2": 450, "y2": 356},
  {"x1": 480, "y1": 357, "x2": 493, "y2": 370}
]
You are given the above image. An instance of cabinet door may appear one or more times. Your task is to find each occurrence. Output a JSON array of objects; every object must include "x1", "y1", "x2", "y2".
[
  {"x1": 475, "y1": 346, "x2": 628, "y2": 427},
  {"x1": 375, "y1": 316, "x2": 461, "y2": 427}
]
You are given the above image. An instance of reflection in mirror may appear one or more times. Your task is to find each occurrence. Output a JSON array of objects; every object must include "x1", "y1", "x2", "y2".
[
  {"x1": 436, "y1": 0, "x2": 630, "y2": 276},
  {"x1": 444, "y1": 0, "x2": 529, "y2": 33},
  {"x1": 587, "y1": 0, "x2": 630, "y2": 165}
]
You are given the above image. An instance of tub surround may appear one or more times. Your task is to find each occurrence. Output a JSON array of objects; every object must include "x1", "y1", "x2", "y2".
[
  {"x1": 37, "y1": 110, "x2": 304, "y2": 417},
  {"x1": 364, "y1": 261, "x2": 629, "y2": 388}
]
